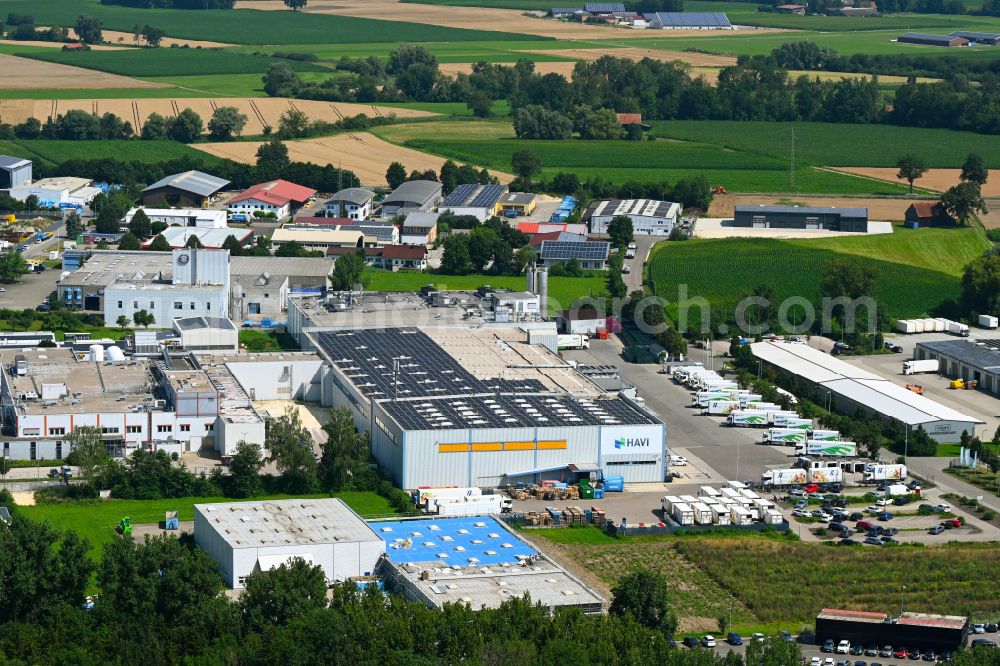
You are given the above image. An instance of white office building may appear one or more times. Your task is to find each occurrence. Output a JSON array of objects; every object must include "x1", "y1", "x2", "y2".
[{"x1": 585, "y1": 199, "x2": 681, "y2": 236}]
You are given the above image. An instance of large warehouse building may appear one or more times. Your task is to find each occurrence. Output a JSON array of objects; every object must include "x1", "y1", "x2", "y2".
[
  {"x1": 733, "y1": 205, "x2": 869, "y2": 233},
  {"x1": 816, "y1": 609, "x2": 968, "y2": 652},
  {"x1": 585, "y1": 198, "x2": 680, "y2": 236},
  {"x1": 194, "y1": 498, "x2": 384, "y2": 589},
  {"x1": 915, "y1": 339, "x2": 1000, "y2": 395},
  {"x1": 752, "y1": 341, "x2": 982, "y2": 442},
  {"x1": 309, "y1": 326, "x2": 666, "y2": 488}
]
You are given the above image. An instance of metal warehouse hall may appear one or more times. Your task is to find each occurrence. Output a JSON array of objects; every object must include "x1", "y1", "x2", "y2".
[{"x1": 308, "y1": 326, "x2": 666, "y2": 488}]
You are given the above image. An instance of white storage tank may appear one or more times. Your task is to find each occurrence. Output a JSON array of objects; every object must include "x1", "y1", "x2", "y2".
[
  {"x1": 106, "y1": 346, "x2": 126, "y2": 363},
  {"x1": 89, "y1": 344, "x2": 104, "y2": 363}
]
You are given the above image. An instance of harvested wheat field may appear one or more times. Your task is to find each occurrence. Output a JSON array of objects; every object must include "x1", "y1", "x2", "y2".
[
  {"x1": 94, "y1": 30, "x2": 234, "y2": 48},
  {"x1": 193, "y1": 132, "x2": 512, "y2": 187},
  {"x1": 236, "y1": 0, "x2": 765, "y2": 39},
  {"x1": 0, "y1": 98, "x2": 434, "y2": 133},
  {"x1": 708, "y1": 193, "x2": 928, "y2": 221},
  {"x1": 832, "y1": 167, "x2": 1000, "y2": 197},
  {"x1": 0, "y1": 54, "x2": 168, "y2": 89}
]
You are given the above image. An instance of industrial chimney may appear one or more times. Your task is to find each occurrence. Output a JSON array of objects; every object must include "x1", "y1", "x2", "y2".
[
  {"x1": 526, "y1": 264, "x2": 537, "y2": 294},
  {"x1": 537, "y1": 265, "x2": 549, "y2": 317}
]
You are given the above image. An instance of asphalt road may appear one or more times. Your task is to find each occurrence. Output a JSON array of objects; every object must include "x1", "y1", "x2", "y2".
[{"x1": 0, "y1": 221, "x2": 66, "y2": 311}]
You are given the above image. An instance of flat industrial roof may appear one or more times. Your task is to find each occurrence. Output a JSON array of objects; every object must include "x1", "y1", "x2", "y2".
[
  {"x1": 586, "y1": 198, "x2": 679, "y2": 220},
  {"x1": 148, "y1": 226, "x2": 252, "y2": 249},
  {"x1": 143, "y1": 170, "x2": 229, "y2": 197},
  {"x1": 918, "y1": 339, "x2": 1000, "y2": 371},
  {"x1": 735, "y1": 204, "x2": 868, "y2": 217},
  {"x1": 897, "y1": 612, "x2": 968, "y2": 630},
  {"x1": 818, "y1": 609, "x2": 888, "y2": 624},
  {"x1": 174, "y1": 316, "x2": 237, "y2": 332},
  {"x1": 751, "y1": 341, "x2": 883, "y2": 383},
  {"x1": 196, "y1": 498, "x2": 381, "y2": 548}
]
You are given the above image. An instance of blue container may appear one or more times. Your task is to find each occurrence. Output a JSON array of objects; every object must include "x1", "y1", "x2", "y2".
[
  {"x1": 603, "y1": 476, "x2": 624, "y2": 492},
  {"x1": 593, "y1": 488, "x2": 605, "y2": 499}
]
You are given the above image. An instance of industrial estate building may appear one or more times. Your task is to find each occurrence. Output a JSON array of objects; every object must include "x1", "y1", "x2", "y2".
[
  {"x1": 226, "y1": 179, "x2": 316, "y2": 220},
  {"x1": 0, "y1": 155, "x2": 32, "y2": 189},
  {"x1": 897, "y1": 32, "x2": 969, "y2": 47},
  {"x1": 752, "y1": 341, "x2": 982, "y2": 441},
  {"x1": 441, "y1": 184, "x2": 509, "y2": 222},
  {"x1": 816, "y1": 609, "x2": 968, "y2": 652},
  {"x1": 194, "y1": 498, "x2": 384, "y2": 589},
  {"x1": 381, "y1": 180, "x2": 443, "y2": 217},
  {"x1": 270, "y1": 227, "x2": 365, "y2": 252},
  {"x1": 915, "y1": 339, "x2": 1000, "y2": 395},
  {"x1": 285, "y1": 219, "x2": 399, "y2": 247},
  {"x1": 733, "y1": 205, "x2": 869, "y2": 232},
  {"x1": 377, "y1": 516, "x2": 603, "y2": 613},
  {"x1": 585, "y1": 198, "x2": 680, "y2": 236},
  {"x1": 8, "y1": 176, "x2": 99, "y2": 207},
  {"x1": 142, "y1": 226, "x2": 253, "y2": 250},
  {"x1": 141, "y1": 170, "x2": 230, "y2": 208},
  {"x1": 324, "y1": 187, "x2": 376, "y2": 220},
  {"x1": 949, "y1": 30, "x2": 1000, "y2": 44},
  {"x1": 309, "y1": 326, "x2": 665, "y2": 488},
  {"x1": 125, "y1": 207, "x2": 228, "y2": 229},
  {"x1": 643, "y1": 11, "x2": 732, "y2": 28},
  {"x1": 539, "y1": 239, "x2": 610, "y2": 270}
]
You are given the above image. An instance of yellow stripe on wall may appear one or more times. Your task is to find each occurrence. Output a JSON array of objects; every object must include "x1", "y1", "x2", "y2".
[
  {"x1": 471, "y1": 442, "x2": 502, "y2": 452},
  {"x1": 537, "y1": 440, "x2": 567, "y2": 450},
  {"x1": 439, "y1": 443, "x2": 470, "y2": 453},
  {"x1": 503, "y1": 441, "x2": 535, "y2": 451}
]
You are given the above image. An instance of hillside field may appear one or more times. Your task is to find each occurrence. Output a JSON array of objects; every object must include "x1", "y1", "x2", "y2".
[
  {"x1": 646, "y1": 226, "x2": 990, "y2": 325},
  {"x1": 0, "y1": 139, "x2": 217, "y2": 166},
  {"x1": 22, "y1": 48, "x2": 327, "y2": 78}
]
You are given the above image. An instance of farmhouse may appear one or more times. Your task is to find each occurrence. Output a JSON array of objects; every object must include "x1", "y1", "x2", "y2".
[
  {"x1": 733, "y1": 205, "x2": 869, "y2": 232},
  {"x1": 381, "y1": 180, "x2": 443, "y2": 217},
  {"x1": 904, "y1": 201, "x2": 955, "y2": 227},
  {"x1": 897, "y1": 32, "x2": 969, "y2": 47},
  {"x1": 440, "y1": 183, "x2": 509, "y2": 222},
  {"x1": 915, "y1": 339, "x2": 1000, "y2": 396},
  {"x1": 586, "y1": 198, "x2": 680, "y2": 236},
  {"x1": 226, "y1": 180, "x2": 317, "y2": 220},
  {"x1": 142, "y1": 226, "x2": 253, "y2": 250},
  {"x1": 949, "y1": 30, "x2": 1000, "y2": 45},
  {"x1": 141, "y1": 170, "x2": 230, "y2": 208},
  {"x1": 194, "y1": 498, "x2": 384, "y2": 589},
  {"x1": 125, "y1": 207, "x2": 228, "y2": 229},
  {"x1": 643, "y1": 11, "x2": 733, "y2": 29},
  {"x1": 324, "y1": 187, "x2": 376, "y2": 220},
  {"x1": 0, "y1": 155, "x2": 31, "y2": 189},
  {"x1": 401, "y1": 212, "x2": 439, "y2": 245},
  {"x1": 539, "y1": 239, "x2": 610, "y2": 270},
  {"x1": 774, "y1": 4, "x2": 806, "y2": 14},
  {"x1": 8, "y1": 177, "x2": 99, "y2": 208}
]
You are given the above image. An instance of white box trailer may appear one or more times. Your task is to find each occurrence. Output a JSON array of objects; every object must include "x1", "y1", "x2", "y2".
[
  {"x1": 863, "y1": 464, "x2": 907, "y2": 482},
  {"x1": 671, "y1": 502, "x2": 695, "y2": 526},
  {"x1": 729, "y1": 505, "x2": 753, "y2": 526},
  {"x1": 762, "y1": 428, "x2": 809, "y2": 445},
  {"x1": 416, "y1": 487, "x2": 482, "y2": 506},
  {"x1": 728, "y1": 410, "x2": 770, "y2": 427},
  {"x1": 923, "y1": 318, "x2": 941, "y2": 332},
  {"x1": 719, "y1": 487, "x2": 741, "y2": 500},
  {"x1": 724, "y1": 480, "x2": 747, "y2": 490},
  {"x1": 770, "y1": 412, "x2": 805, "y2": 427},
  {"x1": 710, "y1": 505, "x2": 732, "y2": 525},
  {"x1": 435, "y1": 495, "x2": 509, "y2": 516},
  {"x1": 947, "y1": 320, "x2": 970, "y2": 337},
  {"x1": 737, "y1": 393, "x2": 763, "y2": 405},
  {"x1": 763, "y1": 508, "x2": 784, "y2": 525},
  {"x1": 810, "y1": 429, "x2": 840, "y2": 441},
  {"x1": 704, "y1": 400, "x2": 741, "y2": 415},
  {"x1": 885, "y1": 483, "x2": 909, "y2": 496},
  {"x1": 660, "y1": 495, "x2": 683, "y2": 513},
  {"x1": 693, "y1": 391, "x2": 727, "y2": 406},
  {"x1": 691, "y1": 501, "x2": 714, "y2": 525},
  {"x1": 679, "y1": 495, "x2": 699, "y2": 505},
  {"x1": 896, "y1": 319, "x2": 917, "y2": 334},
  {"x1": 808, "y1": 467, "x2": 843, "y2": 484},
  {"x1": 739, "y1": 489, "x2": 761, "y2": 501},
  {"x1": 795, "y1": 440, "x2": 858, "y2": 457},
  {"x1": 978, "y1": 314, "x2": 998, "y2": 329},
  {"x1": 698, "y1": 486, "x2": 721, "y2": 499},
  {"x1": 903, "y1": 359, "x2": 939, "y2": 375},
  {"x1": 754, "y1": 498, "x2": 775, "y2": 512},
  {"x1": 745, "y1": 402, "x2": 781, "y2": 412},
  {"x1": 761, "y1": 468, "x2": 808, "y2": 486}
]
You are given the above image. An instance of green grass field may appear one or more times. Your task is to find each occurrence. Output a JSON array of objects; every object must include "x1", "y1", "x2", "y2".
[
  {"x1": 0, "y1": 139, "x2": 217, "y2": 166},
  {"x1": 22, "y1": 48, "x2": 327, "y2": 77},
  {"x1": 651, "y1": 121, "x2": 1000, "y2": 168},
  {"x1": 0, "y1": 0, "x2": 544, "y2": 45},
  {"x1": 363, "y1": 270, "x2": 606, "y2": 312},
  {"x1": 647, "y1": 226, "x2": 990, "y2": 325},
  {"x1": 20, "y1": 491, "x2": 395, "y2": 560}
]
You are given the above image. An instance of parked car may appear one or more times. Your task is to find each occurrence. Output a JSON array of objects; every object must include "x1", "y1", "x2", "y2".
[
  {"x1": 854, "y1": 662, "x2": 867, "y2": 666},
  {"x1": 879, "y1": 646, "x2": 893, "y2": 658},
  {"x1": 793, "y1": 509, "x2": 809, "y2": 518},
  {"x1": 822, "y1": 640, "x2": 836, "y2": 653},
  {"x1": 810, "y1": 658, "x2": 822, "y2": 666},
  {"x1": 877, "y1": 511, "x2": 893, "y2": 521},
  {"x1": 880, "y1": 536, "x2": 898, "y2": 544},
  {"x1": 972, "y1": 624, "x2": 986, "y2": 634},
  {"x1": 863, "y1": 536, "x2": 882, "y2": 545},
  {"x1": 727, "y1": 633, "x2": 743, "y2": 646},
  {"x1": 752, "y1": 633, "x2": 765, "y2": 643},
  {"x1": 837, "y1": 641, "x2": 851, "y2": 654},
  {"x1": 857, "y1": 520, "x2": 875, "y2": 531},
  {"x1": 876, "y1": 498, "x2": 893, "y2": 506},
  {"x1": 908, "y1": 648, "x2": 921, "y2": 660},
  {"x1": 683, "y1": 636, "x2": 700, "y2": 648},
  {"x1": 804, "y1": 484, "x2": 820, "y2": 494},
  {"x1": 883, "y1": 527, "x2": 899, "y2": 536},
  {"x1": 864, "y1": 645, "x2": 879, "y2": 657},
  {"x1": 970, "y1": 639, "x2": 997, "y2": 648},
  {"x1": 932, "y1": 503, "x2": 951, "y2": 513},
  {"x1": 839, "y1": 538, "x2": 861, "y2": 546},
  {"x1": 701, "y1": 635, "x2": 717, "y2": 648},
  {"x1": 922, "y1": 651, "x2": 936, "y2": 662},
  {"x1": 781, "y1": 631, "x2": 794, "y2": 643},
  {"x1": 669, "y1": 455, "x2": 688, "y2": 466},
  {"x1": 985, "y1": 623, "x2": 998, "y2": 633},
  {"x1": 942, "y1": 518, "x2": 962, "y2": 529},
  {"x1": 885, "y1": 341, "x2": 903, "y2": 353},
  {"x1": 849, "y1": 512, "x2": 865, "y2": 522},
  {"x1": 851, "y1": 645, "x2": 865, "y2": 656},
  {"x1": 892, "y1": 647, "x2": 908, "y2": 659},
  {"x1": 789, "y1": 489, "x2": 807, "y2": 498},
  {"x1": 929, "y1": 525, "x2": 945, "y2": 535},
  {"x1": 795, "y1": 500, "x2": 809, "y2": 509}
]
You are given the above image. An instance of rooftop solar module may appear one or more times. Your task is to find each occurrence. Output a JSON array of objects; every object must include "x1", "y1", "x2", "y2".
[
  {"x1": 441, "y1": 183, "x2": 479, "y2": 208},
  {"x1": 375, "y1": 516, "x2": 537, "y2": 566},
  {"x1": 470, "y1": 184, "x2": 507, "y2": 209},
  {"x1": 540, "y1": 240, "x2": 610, "y2": 261}
]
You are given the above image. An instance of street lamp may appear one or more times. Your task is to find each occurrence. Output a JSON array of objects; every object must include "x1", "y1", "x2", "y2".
[{"x1": 900, "y1": 585, "x2": 906, "y2": 616}]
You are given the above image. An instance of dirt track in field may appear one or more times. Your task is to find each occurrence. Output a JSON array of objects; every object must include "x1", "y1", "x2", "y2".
[
  {"x1": 831, "y1": 167, "x2": 1000, "y2": 197},
  {"x1": 708, "y1": 193, "x2": 933, "y2": 221},
  {"x1": 192, "y1": 132, "x2": 512, "y2": 186},
  {"x1": 0, "y1": 54, "x2": 169, "y2": 90},
  {"x1": 0, "y1": 98, "x2": 434, "y2": 133},
  {"x1": 236, "y1": 0, "x2": 773, "y2": 39}
]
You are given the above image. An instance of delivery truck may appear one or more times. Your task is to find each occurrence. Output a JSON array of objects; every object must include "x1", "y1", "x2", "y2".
[
  {"x1": 809, "y1": 429, "x2": 840, "y2": 441},
  {"x1": 862, "y1": 464, "x2": 907, "y2": 482},
  {"x1": 704, "y1": 400, "x2": 740, "y2": 415},
  {"x1": 903, "y1": 359, "x2": 939, "y2": 375},
  {"x1": 795, "y1": 440, "x2": 858, "y2": 457},
  {"x1": 434, "y1": 494, "x2": 512, "y2": 516},
  {"x1": 884, "y1": 483, "x2": 909, "y2": 497},
  {"x1": 671, "y1": 502, "x2": 695, "y2": 526},
  {"x1": 557, "y1": 334, "x2": 590, "y2": 350},
  {"x1": 809, "y1": 467, "x2": 843, "y2": 484},
  {"x1": 693, "y1": 391, "x2": 728, "y2": 406},
  {"x1": 414, "y1": 487, "x2": 481, "y2": 507},
  {"x1": 761, "y1": 468, "x2": 808, "y2": 486},
  {"x1": 761, "y1": 428, "x2": 809, "y2": 446},
  {"x1": 745, "y1": 401, "x2": 781, "y2": 412},
  {"x1": 728, "y1": 410, "x2": 770, "y2": 427},
  {"x1": 978, "y1": 314, "x2": 998, "y2": 329}
]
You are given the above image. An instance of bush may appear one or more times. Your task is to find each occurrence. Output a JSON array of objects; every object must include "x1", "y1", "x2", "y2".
[
  {"x1": 33, "y1": 484, "x2": 100, "y2": 503},
  {"x1": 988, "y1": 228, "x2": 1000, "y2": 243},
  {"x1": 983, "y1": 510, "x2": 996, "y2": 521}
]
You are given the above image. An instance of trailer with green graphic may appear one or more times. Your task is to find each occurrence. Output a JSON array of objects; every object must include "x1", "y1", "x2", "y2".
[
  {"x1": 728, "y1": 410, "x2": 770, "y2": 427},
  {"x1": 794, "y1": 440, "x2": 858, "y2": 457},
  {"x1": 809, "y1": 430, "x2": 840, "y2": 441},
  {"x1": 761, "y1": 428, "x2": 809, "y2": 445}
]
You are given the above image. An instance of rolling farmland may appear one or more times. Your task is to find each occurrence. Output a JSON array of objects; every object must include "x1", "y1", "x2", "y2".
[{"x1": 22, "y1": 49, "x2": 327, "y2": 78}]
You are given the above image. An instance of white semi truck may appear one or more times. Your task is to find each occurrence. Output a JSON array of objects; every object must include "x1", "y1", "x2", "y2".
[
  {"x1": 862, "y1": 464, "x2": 907, "y2": 482},
  {"x1": 728, "y1": 410, "x2": 770, "y2": 427},
  {"x1": 557, "y1": 334, "x2": 590, "y2": 350},
  {"x1": 903, "y1": 359, "x2": 939, "y2": 375}
]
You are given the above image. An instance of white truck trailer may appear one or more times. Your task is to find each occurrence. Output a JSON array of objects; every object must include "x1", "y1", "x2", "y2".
[
  {"x1": 698, "y1": 486, "x2": 721, "y2": 499},
  {"x1": 946, "y1": 319, "x2": 970, "y2": 337},
  {"x1": 761, "y1": 429, "x2": 809, "y2": 445},
  {"x1": 863, "y1": 464, "x2": 907, "y2": 482},
  {"x1": 660, "y1": 495, "x2": 682, "y2": 513},
  {"x1": 719, "y1": 487, "x2": 742, "y2": 501},
  {"x1": 671, "y1": 502, "x2": 695, "y2": 526},
  {"x1": 903, "y1": 359, "x2": 939, "y2": 375},
  {"x1": 416, "y1": 487, "x2": 482, "y2": 508},
  {"x1": 691, "y1": 502, "x2": 714, "y2": 525},
  {"x1": 729, "y1": 505, "x2": 753, "y2": 526},
  {"x1": 762, "y1": 508, "x2": 784, "y2": 525},
  {"x1": 724, "y1": 480, "x2": 748, "y2": 490},
  {"x1": 745, "y1": 401, "x2": 781, "y2": 412},
  {"x1": 795, "y1": 440, "x2": 858, "y2": 457},
  {"x1": 728, "y1": 410, "x2": 770, "y2": 427},
  {"x1": 434, "y1": 494, "x2": 511, "y2": 516},
  {"x1": 704, "y1": 400, "x2": 741, "y2": 415},
  {"x1": 770, "y1": 412, "x2": 806, "y2": 427},
  {"x1": 979, "y1": 314, "x2": 999, "y2": 329},
  {"x1": 809, "y1": 429, "x2": 840, "y2": 441},
  {"x1": 710, "y1": 505, "x2": 732, "y2": 525},
  {"x1": 693, "y1": 391, "x2": 728, "y2": 406},
  {"x1": 557, "y1": 334, "x2": 590, "y2": 350},
  {"x1": 808, "y1": 467, "x2": 844, "y2": 484},
  {"x1": 761, "y1": 468, "x2": 808, "y2": 486}
]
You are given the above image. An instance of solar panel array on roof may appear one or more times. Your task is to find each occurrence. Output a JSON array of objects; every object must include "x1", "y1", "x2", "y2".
[
  {"x1": 470, "y1": 184, "x2": 507, "y2": 208},
  {"x1": 646, "y1": 11, "x2": 731, "y2": 26},
  {"x1": 918, "y1": 339, "x2": 1000, "y2": 370},
  {"x1": 540, "y1": 240, "x2": 610, "y2": 261},
  {"x1": 442, "y1": 183, "x2": 479, "y2": 208},
  {"x1": 585, "y1": 2, "x2": 624, "y2": 11}
]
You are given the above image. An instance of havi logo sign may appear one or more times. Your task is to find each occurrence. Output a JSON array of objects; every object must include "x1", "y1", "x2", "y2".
[{"x1": 615, "y1": 436, "x2": 650, "y2": 450}]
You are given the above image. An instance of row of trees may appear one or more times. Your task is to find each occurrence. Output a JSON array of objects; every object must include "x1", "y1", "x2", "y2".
[{"x1": 4, "y1": 106, "x2": 248, "y2": 143}]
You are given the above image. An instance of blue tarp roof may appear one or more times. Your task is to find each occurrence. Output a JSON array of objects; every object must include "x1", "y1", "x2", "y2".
[{"x1": 372, "y1": 516, "x2": 537, "y2": 566}]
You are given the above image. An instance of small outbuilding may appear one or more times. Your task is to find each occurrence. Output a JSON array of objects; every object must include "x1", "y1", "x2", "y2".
[
  {"x1": 904, "y1": 201, "x2": 955, "y2": 227},
  {"x1": 142, "y1": 170, "x2": 230, "y2": 208}
]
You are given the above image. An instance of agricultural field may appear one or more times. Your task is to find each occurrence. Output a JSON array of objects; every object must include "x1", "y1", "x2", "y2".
[
  {"x1": 675, "y1": 538, "x2": 1000, "y2": 624},
  {"x1": 646, "y1": 225, "x2": 990, "y2": 324},
  {"x1": 0, "y1": 0, "x2": 542, "y2": 45},
  {"x1": 0, "y1": 139, "x2": 216, "y2": 166},
  {"x1": 363, "y1": 270, "x2": 606, "y2": 313},
  {"x1": 19, "y1": 491, "x2": 395, "y2": 560},
  {"x1": 22, "y1": 48, "x2": 327, "y2": 78},
  {"x1": 0, "y1": 53, "x2": 166, "y2": 91},
  {"x1": 651, "y1": 121, "x2": 1000, "y2": 168}
]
